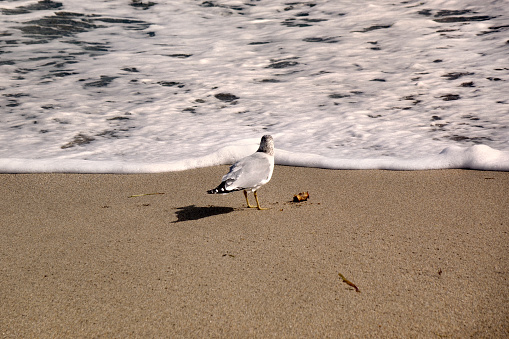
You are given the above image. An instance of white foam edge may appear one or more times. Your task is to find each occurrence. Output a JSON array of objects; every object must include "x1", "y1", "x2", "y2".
[
  {"x1": 277, "y1": 144, "x2": 509, "y2": 171},
  {"x1": 0, "y1": 144, "x2": 508, "y2": 174}
]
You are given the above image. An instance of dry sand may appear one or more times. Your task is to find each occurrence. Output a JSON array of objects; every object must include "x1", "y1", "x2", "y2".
[{"x1": 1, "y1": 166, "x2": 508, "y2": 338}]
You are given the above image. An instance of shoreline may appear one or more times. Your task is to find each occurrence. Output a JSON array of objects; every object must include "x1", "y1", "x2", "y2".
[{"x1": 1, "y1": 167, "x2": 508, "y2": 337}]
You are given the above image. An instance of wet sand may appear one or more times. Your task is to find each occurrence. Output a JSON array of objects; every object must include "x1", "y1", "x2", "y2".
[{"x1": 1, "y1": 167, "x2": 508, "y2": 337}]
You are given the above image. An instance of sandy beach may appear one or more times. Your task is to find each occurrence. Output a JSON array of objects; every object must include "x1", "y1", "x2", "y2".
[{"x1": 1, "y1": 166, "x2": 508, "y2": 338}]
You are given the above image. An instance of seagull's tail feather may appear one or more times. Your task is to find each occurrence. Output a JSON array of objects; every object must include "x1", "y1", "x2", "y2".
[
  {"x1": 207, "y1": 181, "x2": 228, "y2": 194},
  {"x1": 207, "y1": 181, "x2": 242, "y2": 194}
]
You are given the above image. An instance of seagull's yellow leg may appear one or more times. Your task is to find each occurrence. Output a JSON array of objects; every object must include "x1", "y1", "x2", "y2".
[
  {"x1": 254, "y1": 191, "x2": 268, "y2": 210},
  {"x1": 243, "y1": 190, "x2": 256, "y2": 208}
]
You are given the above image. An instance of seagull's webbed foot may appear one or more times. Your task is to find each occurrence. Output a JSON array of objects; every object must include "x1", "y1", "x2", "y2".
[
  {"x1": 254, "y1": 191, "x2": 267, "y2": 210},
  {"x1": 243, "y1": 190, "x2": 257, "y2": 209}
]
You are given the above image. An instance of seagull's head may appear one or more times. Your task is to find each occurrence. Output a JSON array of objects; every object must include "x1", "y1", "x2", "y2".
[{"x1": 257, "y1": 135, "x2": 274, "y2": 156}]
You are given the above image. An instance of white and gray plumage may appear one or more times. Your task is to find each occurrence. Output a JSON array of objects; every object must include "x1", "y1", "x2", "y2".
[{"x1": 207, "y1": 135, "x2": 274, "y2": 210}]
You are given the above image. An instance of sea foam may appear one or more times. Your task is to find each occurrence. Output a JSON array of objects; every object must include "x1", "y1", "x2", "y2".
[
  {"x1": 1, "y1": 1, "x2": 508, "y2": 170},
  {"x1": 0, "y1": 144, "x2": 507, "y2": 173}
]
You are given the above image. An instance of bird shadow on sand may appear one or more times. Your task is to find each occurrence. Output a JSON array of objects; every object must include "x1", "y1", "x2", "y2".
[{"x1": 172, "y1": 205, "x2": 235, "y2": 223}]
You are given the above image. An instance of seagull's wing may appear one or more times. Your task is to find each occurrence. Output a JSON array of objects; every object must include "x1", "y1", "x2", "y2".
[{"x1": 222, "y1": 152, "x2": 273, "y2": 191}]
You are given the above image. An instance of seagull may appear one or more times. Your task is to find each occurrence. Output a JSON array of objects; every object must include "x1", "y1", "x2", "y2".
[{"x1": 207, "y1": 135, "x2": 274, "y2": 210}]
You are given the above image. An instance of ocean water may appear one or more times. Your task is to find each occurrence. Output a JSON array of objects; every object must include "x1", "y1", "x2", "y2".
[{"x1": 1, "y1": 0, "x2": 508, "y2": 172}]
